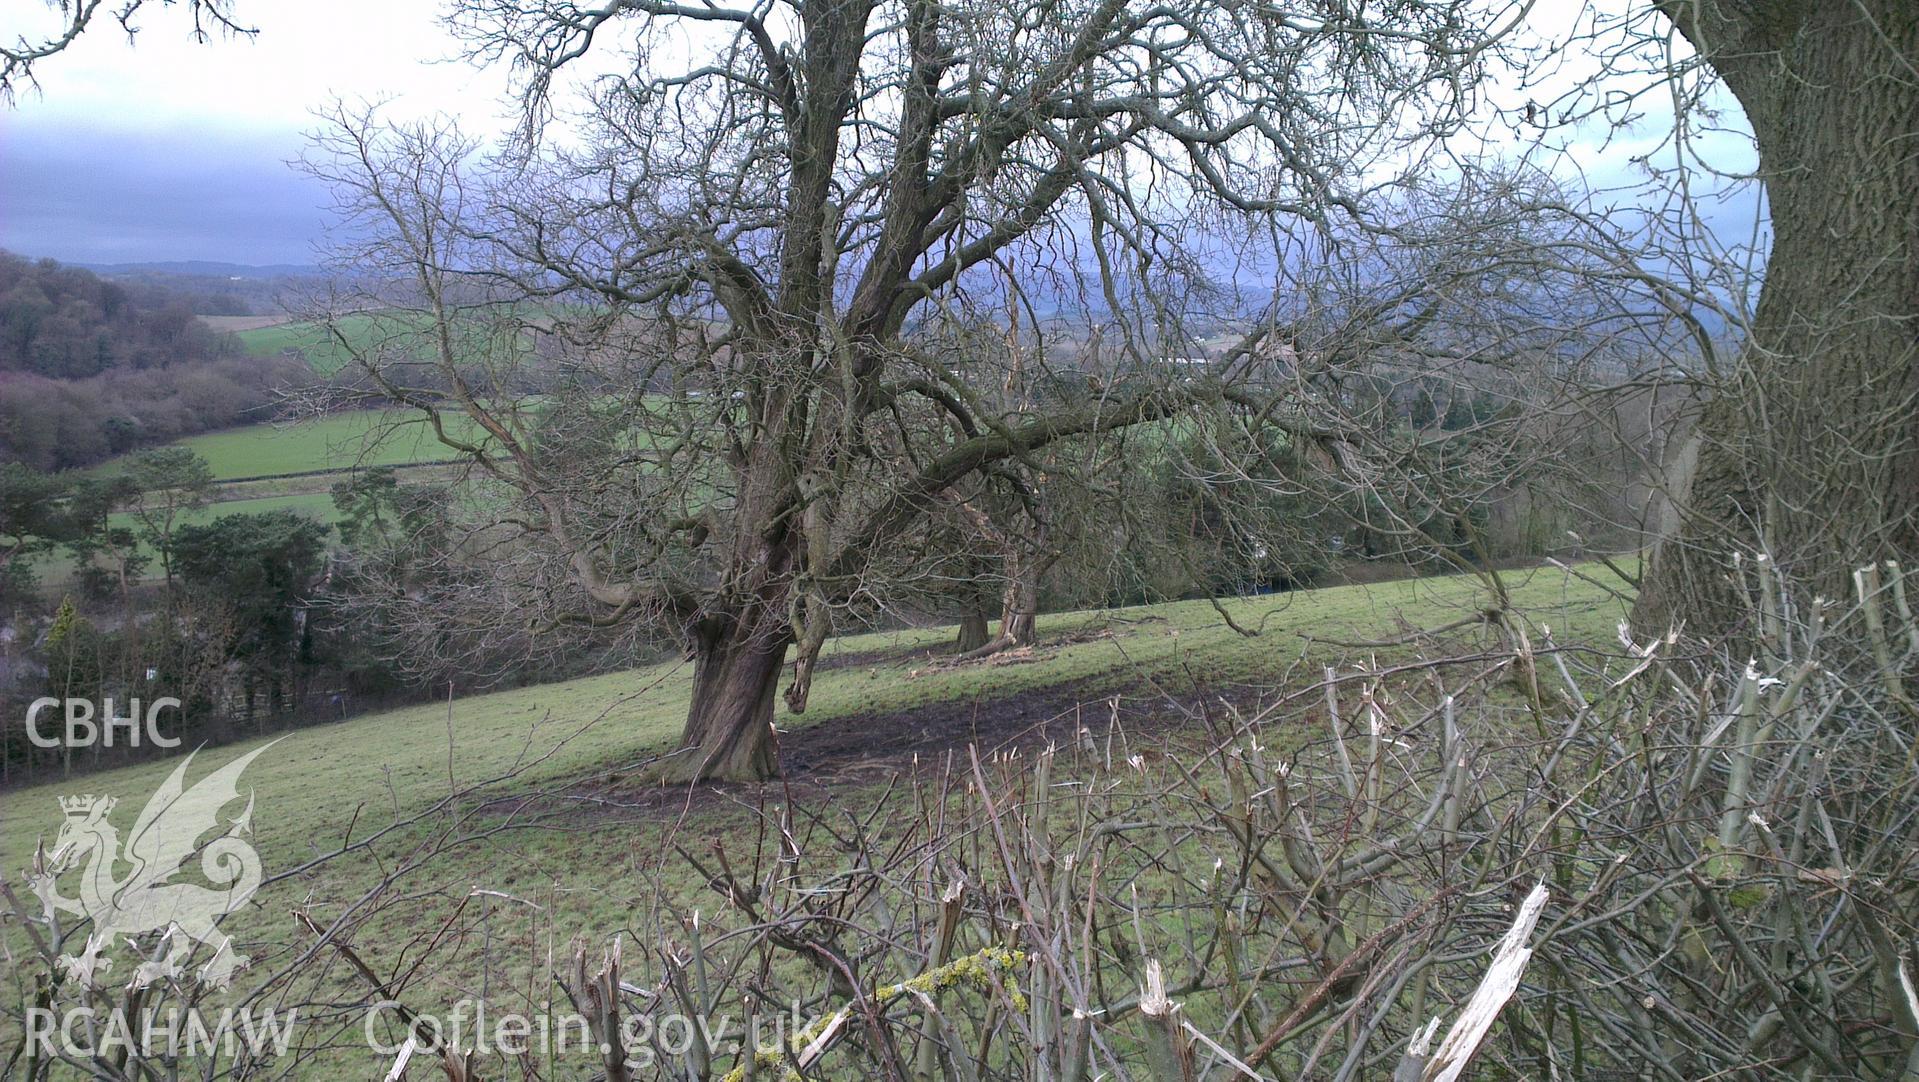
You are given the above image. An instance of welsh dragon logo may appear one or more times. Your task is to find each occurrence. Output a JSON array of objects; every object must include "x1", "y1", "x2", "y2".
[{"x1": 26, "y1": 745, "x2": 272, "y2": 990}]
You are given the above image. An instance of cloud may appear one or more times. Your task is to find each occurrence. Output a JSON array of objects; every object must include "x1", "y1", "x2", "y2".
[
  {"x1": 0, "y1": 121, "x2": 331, "y2": 265},
  {"x1": 0, "y1": 0, "x2": 519, "y2": 266}
]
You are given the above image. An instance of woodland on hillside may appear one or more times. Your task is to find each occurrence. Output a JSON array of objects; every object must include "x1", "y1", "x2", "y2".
[{"x1": 0, "y1": 252, "x2": 306, "y2": 469}]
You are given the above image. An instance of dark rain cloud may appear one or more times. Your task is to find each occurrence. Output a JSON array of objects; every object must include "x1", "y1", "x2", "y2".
[
  {"x1": 0, "y1": 120, "x2": 332, "y2": 266},
  {"x1": 0, "y1": 111, "x2": 1769, "y2": 277}
]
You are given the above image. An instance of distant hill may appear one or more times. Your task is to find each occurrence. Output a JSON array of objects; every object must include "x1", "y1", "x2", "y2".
[
  {"x1": 63, "y1": 258, "x2": 326, "y2": 321},
  {"x1": 75, "y1": 259, "x2": 324, "y2": 279}
]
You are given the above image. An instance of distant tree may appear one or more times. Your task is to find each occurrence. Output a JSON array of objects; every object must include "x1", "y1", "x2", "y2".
[
  {"x1": 120, "y1": 446, "x2": 214, "y2": 590},
  {"x1": 330, "y1": 466, "x2": 425, "y2": 550},
  {"x1": 1159, "y1": 424, "x2": 1334, "y2": 595},
  {"x1": 62, "y1": 472, "x2": 145, "y2": 605},
  {"x1": 0, "y1": 278, "x2": 54, "y2": 369},
  {"x1": 0, "y1": 461, "x2": 70, "y2": 589},
  {"x1": 173, "y1": 510, "x2": 328, "y2": 692},
  {"x1": 100, "y1": 413, "x2": 141, "y2": 453},
  {"x1": 40, "y1": 595, "x2": 102, "y2": 776}
]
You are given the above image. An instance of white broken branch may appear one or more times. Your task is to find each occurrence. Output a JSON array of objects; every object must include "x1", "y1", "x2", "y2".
[{"x1": 1396, "y1": 883, "x2": 1549, "y2": 1082}]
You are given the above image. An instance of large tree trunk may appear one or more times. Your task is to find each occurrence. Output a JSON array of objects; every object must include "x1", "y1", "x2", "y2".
[
  {"x1": 955, "y1": 608, "x2": 992, "y2": 653},
  {"x1": 651, "y1": 484, "x2": 797, "y2": 783},
  {"x1": 646, "y1": 397, "x2": 805, "y2": 784},
  {"x1": 958, "y1": 529, "x2": 1049, "y2": 659},
  {"x1": 1636, "y1": 1, "x2": 1919, "y2": 639},
  {"x1": 998, "y1": 570, "x2": 1040, "y2": 648},
  {"x1": 650, "y1": 611, "x2": 789, "y2": 783}
]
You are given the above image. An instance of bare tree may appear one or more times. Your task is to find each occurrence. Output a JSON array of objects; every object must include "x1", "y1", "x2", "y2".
[
  {"x1": 1178, "y1": 164, "x2": 1691, "y2": 642},
  {"x1": 304, "y1": 0, "x2": 1523, "y2": 782}
]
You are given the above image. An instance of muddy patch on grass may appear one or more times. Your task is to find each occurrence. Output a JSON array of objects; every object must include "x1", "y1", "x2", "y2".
[
  {"x1": 541, "y1": 679, "x2": 1190, "y2": 821},
  {"x1": 553, "y1": 678, "x2": 1146, "y2": 815},
  {"x1": 783, "y1": 678, "x2": 1122, "y2": 779},
  {"x1": 543, "y1": 632, "x2": 1270, "y2": 820}
]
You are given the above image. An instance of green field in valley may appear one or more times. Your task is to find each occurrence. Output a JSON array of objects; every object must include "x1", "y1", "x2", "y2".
[
  {"x1": 24, "y1": 492, "x2": 344, "y2": 585},
  {"x1": 115, "y1": 490, "x2": 341, "y2": 526},
  {"x1": 32, "y1": 409, "x2": 488, "y2": 583},
  {"x1": 158, "y1": 410, "x2": 483, "y2": 481},
  {"x1": 233, "y1": 308, "x2": 560, "y2": 375},
  {"x1": 234, "y1": 314, "x2": 389, "y2": 375}
]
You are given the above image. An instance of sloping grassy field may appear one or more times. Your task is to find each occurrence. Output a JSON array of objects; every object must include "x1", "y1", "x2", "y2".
[
  {"x1": 234, "y1": 315, "x2": 386, "y2": 375},
  {"x1": 0, "y1": 564, "x2": 1630, "y2": 1076},
  {"x1": 1, "y1": 563, "x2": 1627, "y2": 873}
]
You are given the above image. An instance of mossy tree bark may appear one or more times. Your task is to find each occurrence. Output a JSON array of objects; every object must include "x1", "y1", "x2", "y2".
[
  {"x1": 656, "y1": 613, "x2": 788, "y2": 783},
  {"x1": 955, "y1": 608, "x2": 993, "y2": 653},
  {"x1": 1636, "y1": 0, "x2": 1919, "y2": 639}
]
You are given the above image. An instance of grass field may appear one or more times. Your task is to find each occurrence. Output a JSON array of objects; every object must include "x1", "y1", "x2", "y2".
[
  {"x1": 234, "y1": 314, "x2": 386, "y2": 375},
  {"x1": 0, "y1": 563, "x2": 1631, "y2": 1075},
  {"x1": 34, "y1": 409, "x2": 476, "y2": 582},
  {"x1": 233, "y1": 309, "x2": 554, "y2": 375},
  {"x1": 2, "y1": 561, "x2": 1627, "y2": 879},
  {"x1": 35, "y1": 407, "x2": 495, "y2": 585},
  {"x1": 118, "y1": 490, "x2": 340, "y2": 526},
  {"x1": 201, "y1": 315, "x2": 300, "y2": 334},
  {"x1": 157, "y1": 410, "x2": 484, "y2": 481},
  {"x1": 22, "y1": 492, "x2": 343, "y2": 585}
]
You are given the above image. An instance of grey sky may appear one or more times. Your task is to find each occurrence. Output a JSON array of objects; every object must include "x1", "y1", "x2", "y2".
[
  {"x1": 1, "y1": 0, "x2": 516, "y2": 265},
  {"x1": 0, "y1": 1, "x2": 1761, "y2": 269},
  {"x1": 1, "y1": 123, "x2": 329, "y2": 264}
]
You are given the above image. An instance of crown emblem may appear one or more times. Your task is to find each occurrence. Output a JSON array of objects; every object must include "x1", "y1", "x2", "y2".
[{"x1": 58, "y1": 795, "x2": 116, "y2": 817}]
